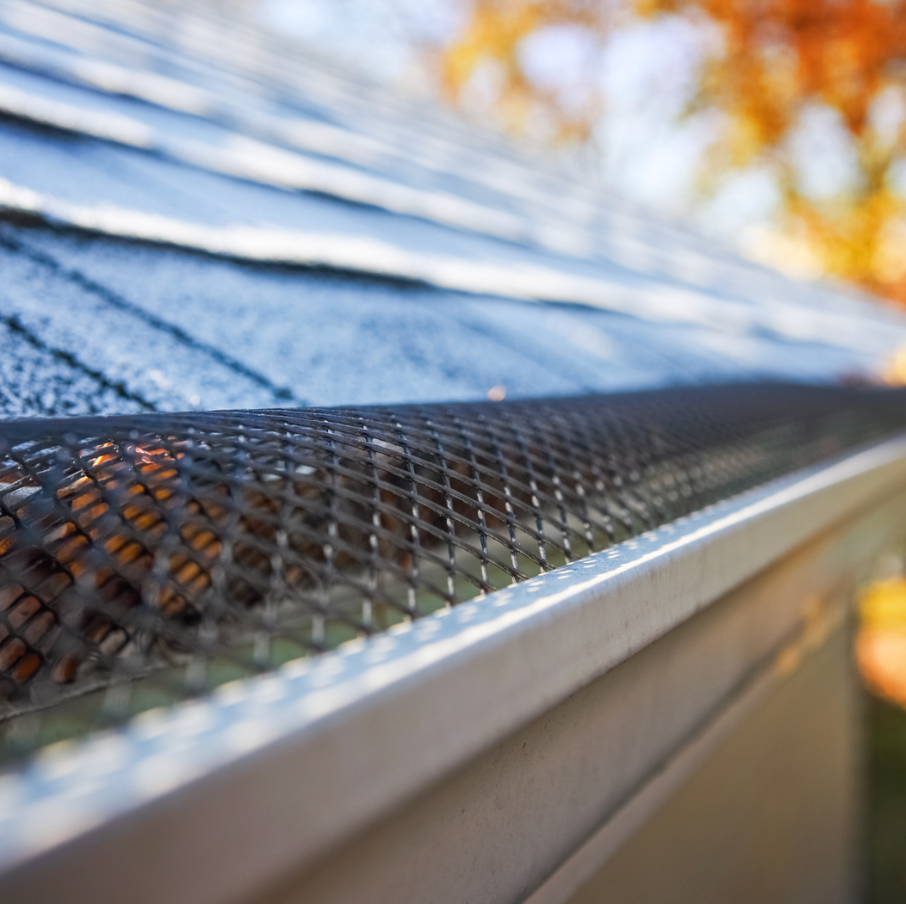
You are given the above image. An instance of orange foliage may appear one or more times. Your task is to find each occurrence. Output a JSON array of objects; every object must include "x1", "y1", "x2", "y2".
[
  {"x1": 441, "y1": 1, "x2": 606, "y2": 139},
  {"x1": 440, "y1": 0, "x2": 906, "y2": 303},
  {"x1": 859, "y1": 577, "x2": 906, "y2": 709}
]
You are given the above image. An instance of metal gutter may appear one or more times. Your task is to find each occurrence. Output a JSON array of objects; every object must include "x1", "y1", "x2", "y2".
[{"x1": 0, "y1": 430, "x2": 905, "y2": 904}]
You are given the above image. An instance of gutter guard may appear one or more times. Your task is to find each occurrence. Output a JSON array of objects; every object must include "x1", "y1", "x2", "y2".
[
  {"x1": 1, "y1": 384, "x2": 906, "y2": 902},
  {"x1": 2, "y1": 383, "x2": 906, "y2": 758},
  {"x1": 0, "y1": 424, "x2": 904, "y2": 904}
]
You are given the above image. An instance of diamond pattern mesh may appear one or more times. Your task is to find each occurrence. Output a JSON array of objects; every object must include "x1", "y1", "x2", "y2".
[{"x1": 1, "y1": 383, "x2": 905, "y2": 763}]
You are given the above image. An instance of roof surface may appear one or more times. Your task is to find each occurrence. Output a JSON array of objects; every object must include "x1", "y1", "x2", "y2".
[{"x1": 1, "y1": 0, "x2": 905, "y2": 419}]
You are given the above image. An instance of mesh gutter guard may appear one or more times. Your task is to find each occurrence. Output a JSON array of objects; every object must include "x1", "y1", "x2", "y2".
[
  {"x1": 2, "y1": 387, "x2": 906, "y2": 904},
  {"x1": 2, "y1": 382, "x2": 906, "y2": 763}
]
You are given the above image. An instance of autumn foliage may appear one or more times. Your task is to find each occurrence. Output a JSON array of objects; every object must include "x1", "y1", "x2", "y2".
[
  {"x1": 440, "y1": 0, "x2": 906, "y2": 303},
  {"x1": 859, "y1": 577, "x2": 906, "y2": 709}
]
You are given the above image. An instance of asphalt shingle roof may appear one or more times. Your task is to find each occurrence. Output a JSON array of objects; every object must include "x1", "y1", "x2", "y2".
[{"x1": 1, "y1": 0, "x2": 905, "y2": 419}]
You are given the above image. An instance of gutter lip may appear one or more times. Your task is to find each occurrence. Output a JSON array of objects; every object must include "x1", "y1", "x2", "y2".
[{"x1": 1, "y1": 430, "x2": 906, "y2": 904}]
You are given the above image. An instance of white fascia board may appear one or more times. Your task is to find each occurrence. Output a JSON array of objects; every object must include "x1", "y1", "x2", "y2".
[{"x1": 1, "y1": 433, "x2": 906, "y2": 904}]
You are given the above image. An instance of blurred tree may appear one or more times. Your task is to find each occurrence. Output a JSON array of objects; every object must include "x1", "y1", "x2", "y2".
[
  {"x1": 438, "y1": 0, "x2": 906, "y2": 303},
  {"x1": 440, "y1": 1, "x2": 606, "y2": 140}
]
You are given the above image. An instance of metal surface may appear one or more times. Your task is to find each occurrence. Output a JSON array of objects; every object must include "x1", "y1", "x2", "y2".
[
  {"x1": 262, "y1": 563, "x2": 863, "y2": 904},
  {"x1": 528, "y1": 621, "x2": 861, "y2": 904},
  {"x1": 2, "y1": 384, "x2": 906, "y2": 760}
]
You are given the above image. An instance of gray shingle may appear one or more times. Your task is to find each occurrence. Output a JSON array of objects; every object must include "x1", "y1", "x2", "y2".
[{"x1": 0, "y1": 0, "x2": 904, "y2": 420}]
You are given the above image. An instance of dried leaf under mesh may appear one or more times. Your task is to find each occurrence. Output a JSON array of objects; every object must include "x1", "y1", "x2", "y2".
[{"x1": 1, "y1": 383, "x2": 905, "y2": 760}]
